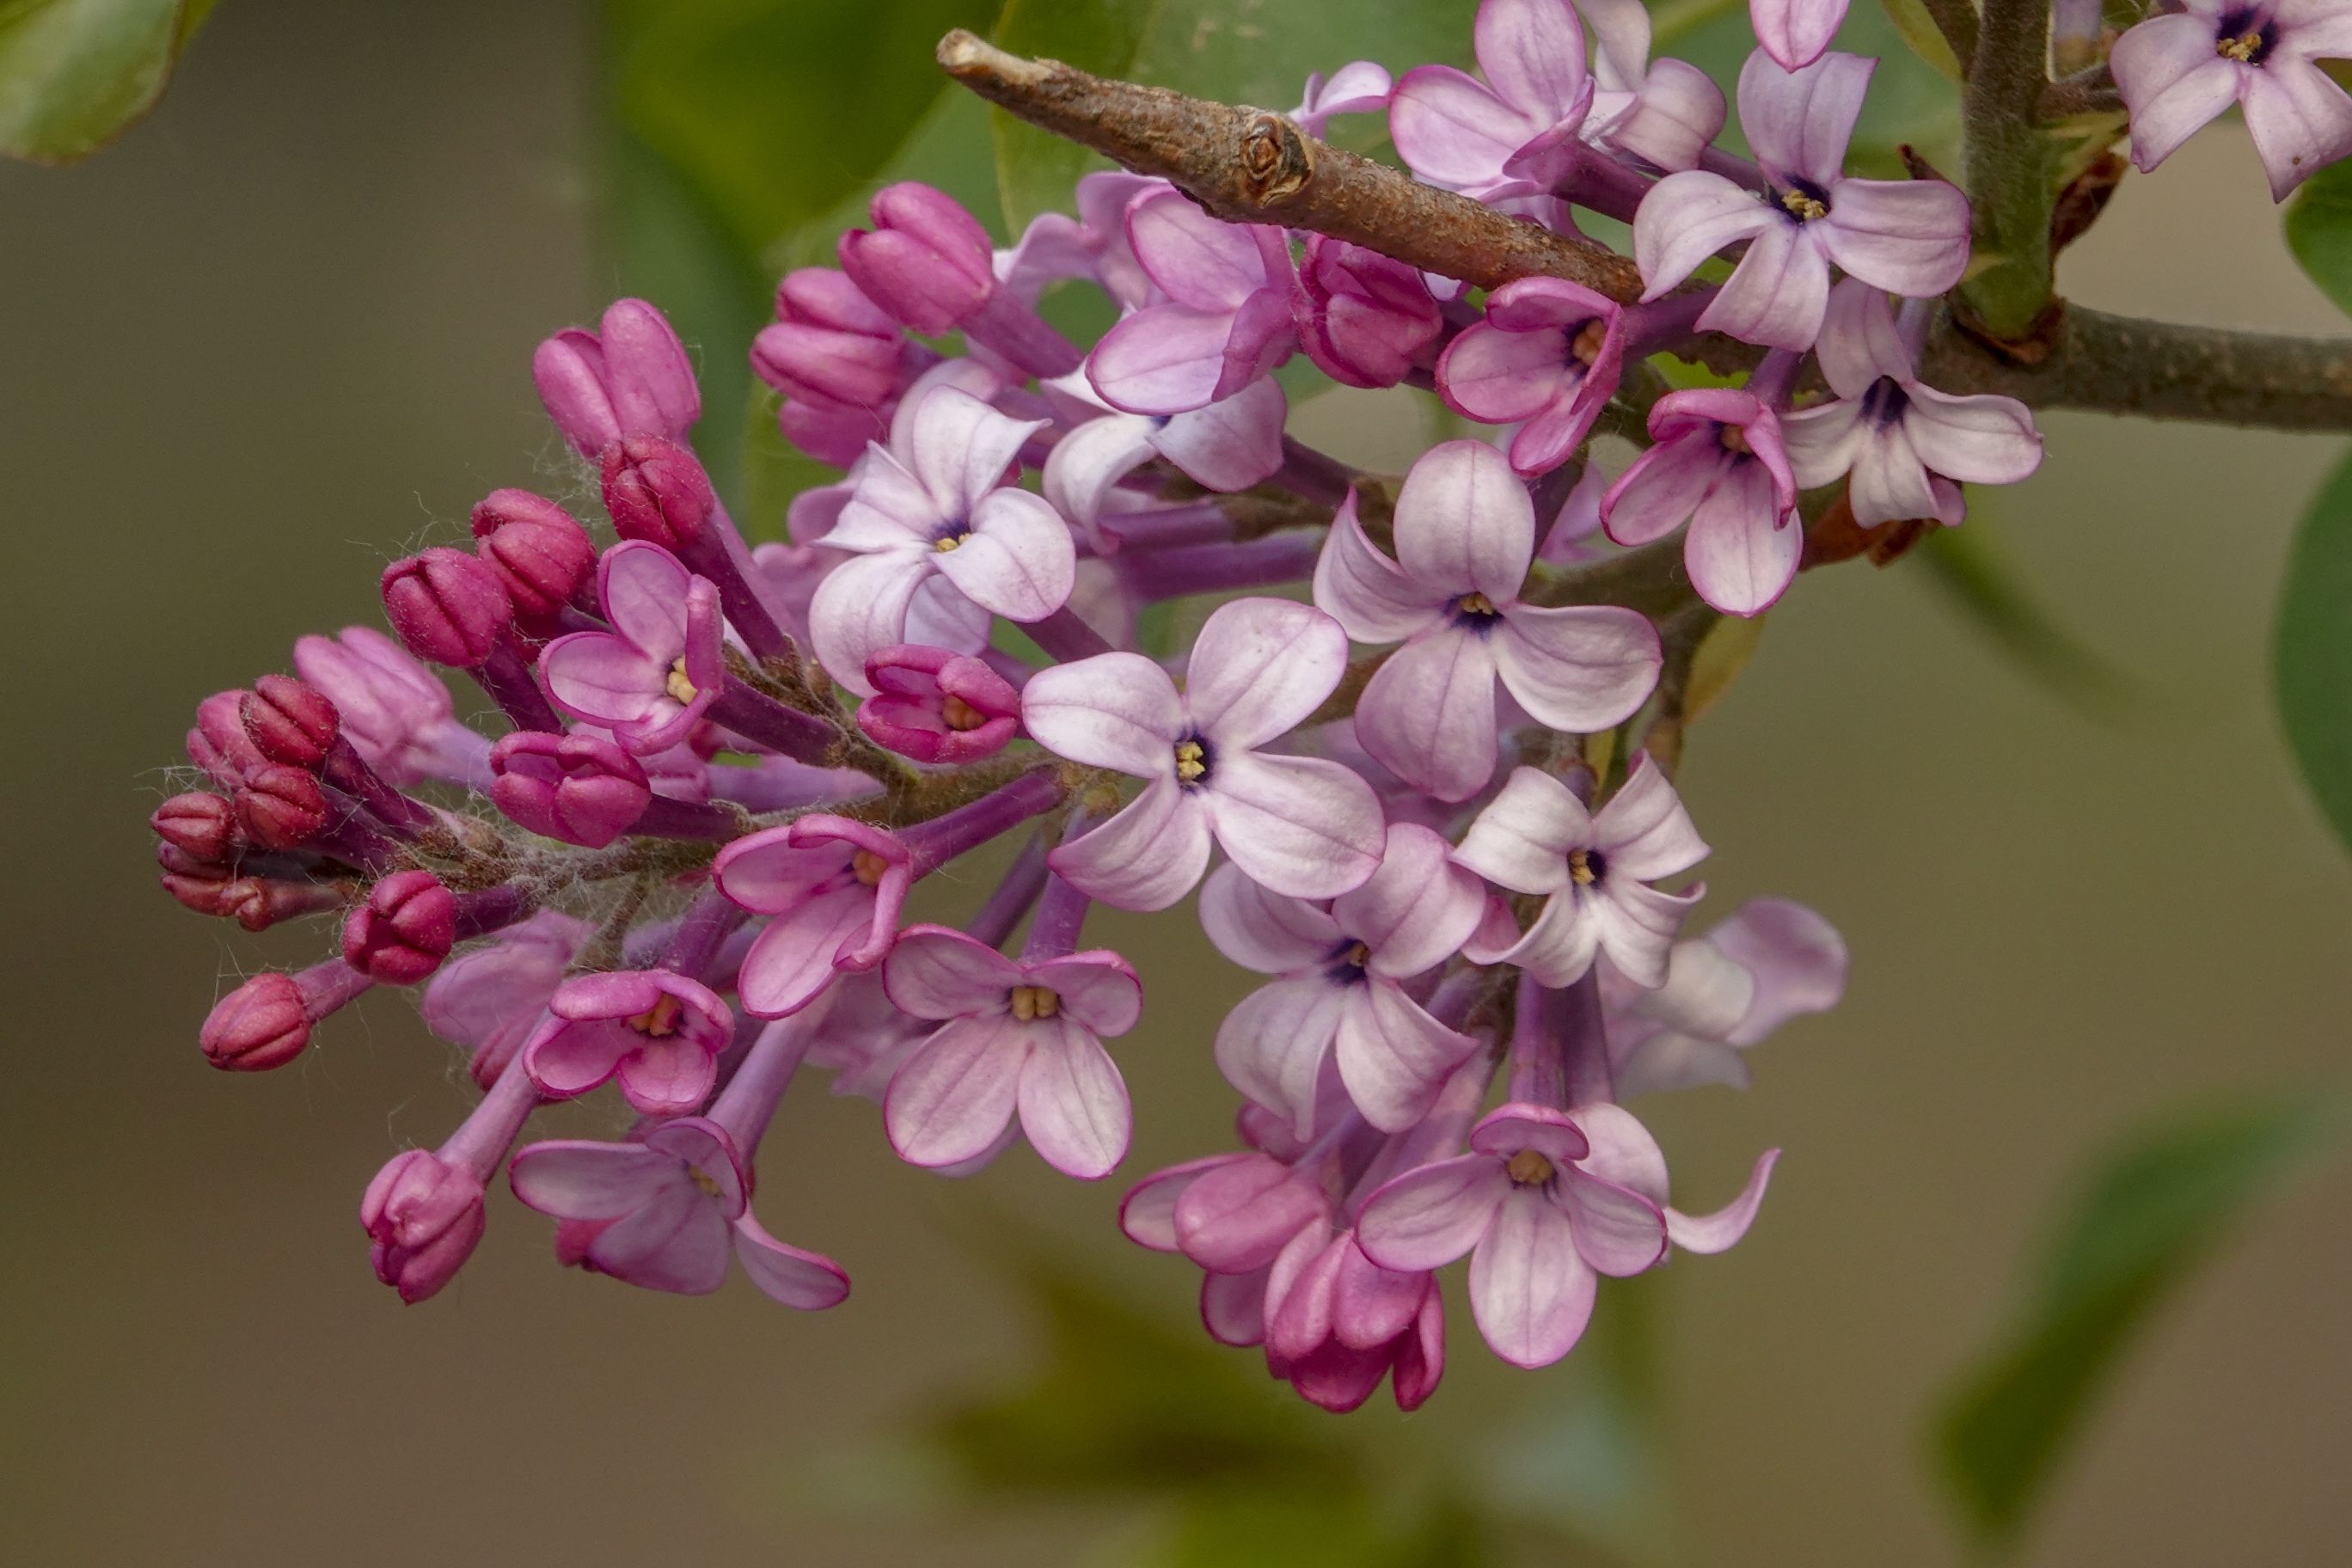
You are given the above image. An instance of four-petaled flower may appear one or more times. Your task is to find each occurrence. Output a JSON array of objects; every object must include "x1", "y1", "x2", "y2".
[
  {"x1": 1086, "y1": 188, "x2": 1299, "y2": 414},
  {"x1": 520, "y1": 969, "x2": 736, "y2": 1116},
  {"x1": 2112, "y1": 0, "x2": 2352, "y2": 200},
  {"x1": 1601, "y1": 387, "x2": 1802, "y2": 617},
  {"x1": 539, "y1": 542, "x2": 724, "y2": 755}
]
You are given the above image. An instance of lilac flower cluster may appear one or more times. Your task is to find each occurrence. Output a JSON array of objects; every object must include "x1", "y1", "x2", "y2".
[{"x1": 191, "y1": 0, "x2": 2352, "y2": 1417}]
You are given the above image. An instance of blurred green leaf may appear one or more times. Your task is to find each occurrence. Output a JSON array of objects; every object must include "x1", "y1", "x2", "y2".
[
  {"x1": 1148, "y1": 1492, "x2": 1488, "y2": 1568},
  {"x1": 0, "y1": 0, "x2": 213, "y2": 163},
  {"x1": 1878, "y1": 0, "x2": 1963, "y2": 82},
  {"x1": 2285, "y1": 159, "x2": 2352, "y2": 317},
  {"x1": 989, "y1": 0, "x2": 1157, "y2": 231},
  {"x1": 2275, "y1": 444, "x2": 2352, "y2": 854},
  {"x1": 1932, "y1": 1094, "x2": 2341, "y2": 1549},
  {"x1": 1910, "y1": 513, "x2": 2134, "y2": 714}
]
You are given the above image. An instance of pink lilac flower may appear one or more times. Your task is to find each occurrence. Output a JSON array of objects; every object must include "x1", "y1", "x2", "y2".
[
  {"x1": 1203, "y1": 822, "x2": 1485, "y2": 1135},
  {"x1": 1290, "y1": 61, "x2": 1394, "y2": 137},
  {"x1": 1608, "y1": 897, "x2": 1847, "y2": 1097},
  {"x1": 751, "y1": 266, "x2": 927, "y2": 464},
  {"x1": 1390, "y1": 0, "x2": 1599, "y2": 199},
  {"x1": 1021, "y1": 597, "x2": 1386, "y2": 910},
  {"x1": 340, "y1": 870, "x2": 458, "y2": 985},
  {"x1": 856, "y1": 644, "x2": 1023, "y2": 764},
  {"x1": 422, "y1": 908, "x2": 594, "y2": 1088},
  {"x1": 714, "y1": 816, "x2": 916, "y2": 1019},
  {"x1": 361, "y1": 1054, "x2": 538, "y2": 1303},
  {"x1": 532, "y1": 297, "x2": 701, "y2": 458},
  {"x1": 1601, "y1": 387, "x2": 1801, "y2": 616},
  {"x1": 881, "y1": 923, "x2": 1141, "y2": 1179},
  {"x1": 540, "y1": 542, "x2": 725, "y2": 753},
  {"x1": 997, "y1": 170, "x2": 1164, "y2": 312},
  {"x1": 510, "y1": 1014, "x2": 850, "y2": 1307},
  {"x1": 807, "y1": 386, "x2": 1075, "y2": 695},
  {"x1": 1314, "y1": 440, "x2": 1662, "y2": 800},
  {"x1": 488, "y1": 730, "x2": 652, "y2": 848},
  {"x1": 1436, "y1": 279, "x2": 1626, "y2": 475},
  {"x1": 1780, "y1": 280, "x2": 2043, "y2": 527},
  {"x1": 519, "y1": 968, "x2": 735, "y2": 1116},
  {"x1": 1261, "y1": 1212, "x2": 1446, "y2": 1412},
  {"x1": 293, "y1": 626, "x2": 488, "y2": 787},
  {"x1": 1455, "y1": 756, "x2": 1708, "y2": 989},
  {"x1": 838, "y1": 182, "x2": 1081, "y2": 377},
  {"x1": 1633, "y1": 50, "x2": 1971, "y2": 351},
  {"x1": 1040, "y1": 373, "x2": 1287, "y2": 549},
  {"x1": 1747, "y1": 0, "x2": 1850, "y2": 73},
  {"x1": 1582, "y1": 0, "x2": 1730, "y2": 170},
  {"x1": 1356, "y1": 1100, "x2": 1767, "y2": 1367},
  {"x1": 1293, "y1": 237, "x2": 1443, "y2": 390},
  {"x1": 2111, "y1": 0, "x2": 2352, "y2": 199},
  {"x1": 1121, "y1": 1149, "x2": 1338, "y2": 1345},
  {"x1": 1087, "y1": 188, "x2": 1299, "y2": 414}
]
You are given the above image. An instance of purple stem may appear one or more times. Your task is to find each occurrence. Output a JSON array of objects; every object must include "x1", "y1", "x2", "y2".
[
  {"x1": 1019, "y1": 872, "x2": 1093, "y2": 961},
  {"x1": 681, "y1": 522, "x2": 791, "y2": 661},
  {"x1": 659, "y1": 889, "x2": 750, "y2": 981},
  {"x1": 453, "y1": 884, "x2": 534, "y2": 942},
  {"x1": 1555, "y1": 144, "x2": 1655, "y2": 224},
  {"x1": 707, "y1": 1013, "x2": 819, "y2": 1154},
  {"x1": 707, "y1": 681, "x2": 837, "y2": 766},
  {"x1": 1514, "y1": 971, "x2": 1613, "y2": 1109},
  {"x1": 968, "y1": 832, "x2": 1053, "y2": 950},
  {"x1": 1746, "y1": 347, "x2": 1804, "y2": 407},
  {"x1": 1623, "y1": 289, "x2": 1714, "y2": 357},
  {"x1": 964, "y1": 288, "x2": 1084, "y2": 378},
  {"x1": 474, "y1": 644, "x2": 566, "y2": 733},
  {"x1": 1025, "y1": 606, "x2": 1114, "y2": 662},
  {"x1": 1116, "y1": 532, "x2": 1320, "y2": 601},
  {"x1": 323, "y1": 740, "x2": 440, "y2": 838},
  {"x1": 1697, "y1": 145, "x2": 1767, "y2": 193},
  {"x1": 707, "y1": 757, "x2": 882, "y2": 812},
  {"x1": 634, "y1": 793, "x2": 753, "y2": 841},
  {"x1": 1272, "y1": 437, "x2": 1356, "y2": 508},
  {"x1": 293, "y1": 956, "x2": 376, "y2": 1022},
  {"x1": 901, "y1": 765, "x2": 1067, "y2": 872},
  {"x1": 1507, "y1": 971, "x2": 1567, "y2": 1108},
  {"x1": 438, "y1": 1051, "x2": 543, "y2": 1177},
  {"x1": 1100, "y1": 501, "x2": 1235, "y2": 552}
]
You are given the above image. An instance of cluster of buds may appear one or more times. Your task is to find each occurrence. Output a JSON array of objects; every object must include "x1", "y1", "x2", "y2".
[{"x1": 212, "y1": 0, "x2": 2352, "y2": 1412}]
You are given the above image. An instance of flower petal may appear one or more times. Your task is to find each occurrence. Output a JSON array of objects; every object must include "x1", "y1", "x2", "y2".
[
  {"x1": 508, "y1": 1139, "x2": 677, "y2": 1220},
  {"x1": 733, "y1": 884, "x2": 875, "y2": 1019},
  {"x1": 2111, "y1": 17, "x2": 2243, "y2": 173},
  {"x1": 1088, "y1": 304, "x2": 1238, "y2": 415},
  {"x1": 1333, "y1": 981, "x2": 1480, "y2": 1131},
  {"x1": 1561, "y1": 1169, "x2": 1670, "y2": 1276},
  {"x1": 1902, "y1": 384, "x2": 2043, "y2": 485},
  {"x1": 1152, "y1": 377, "x2": 1289, "y2": 491},
  {"x1": 1468, "y1": 1187, "x2": 1597, "y2": 1367},
  {"x1": 1028, "y1": 950, "x2": 1145, "y2": 1038},
  {"x1": 1020, "y1": 652, "x2": 1185, "y2": 775},
  {"x1": 1356, "y1": 1154, "x2": 1509, "y2": 1271},
  {"x1": 1355, "y1": 628, "x2": 1504, "y2": 803},
  {"x1": 881, "y1": 924, "x2": 1026, "y2": 1019},
  {"x1": 936, "y1": 487, "x2": 1075, "y2": 622},
  {"x1": 1049, "y1": 773, "x2": 1216, "y2": 911},
  {"x1": 1390, "y1": 64, "x2": 1538, "y2": 189},
  {"x1": 1492, "y1": 603, "x2": 1663, "y2": 732},
  {"x1": 1665, "y1": 1148, "x2": 1779, "y2": 1253},
  {"x1": 808, "y1": 549, "x2": 930, "y2": 697},
  {"x1": 1199, "y1": 861, "x2": 1345, "y2": 973},
  {"x1": 1393, "y1": 438, "x2": 1538, "y2": 602},
  {"x1": 1336, "y1": 821, "x2": 1485, "y2": 978},
  {"x1": 1453, "y1": 765, "x2": 1590, "y2": 892},
  {"x1": 1699, "y1": 217, "x2": 1830, "y2": 352},
  {"x1": 1816, "y1": 177, "x2": 1973, "y2": 299},
  {"x1": 1214, "y1": 976, "x2": 1349, "y2": 1137},
  {"x1": 885, "y1": 1016, "x2": 1028, "y2": 1169},
  {"x1": 1476, "y1": 0, "x2": 1590, "y2": 124},
  {"x1": 906, "y1": 389, "x2": 1041, "y2": 517},
  {"x1": 1312, "y1": 493, "x2": 1448, "y2": 645},
  {"x1": 1684, "y1": 460, "x2": 1803, "y2": 615},
  {"x1": 1018, "y1": 1019, "x2": 1133, "y2": 1179},
  {"x1": 1632, "y1": 170, "x2": 1778, "y2": 298},
  {"x1": 1185, "y1": 597, "x2": 1351, "y2": 750},
  {"x1": 1739, "y1": 46, "x2": 1871, "y2": 187},
  {"x1": 732, "y1": 1213, "x2": 852, "y2": 1308},
  {"x1": 1203, "y1": 751, "x2": 1387, "y2": 899}
]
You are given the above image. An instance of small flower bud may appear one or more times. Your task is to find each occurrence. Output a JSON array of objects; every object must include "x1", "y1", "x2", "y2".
[
  {"x1": 161, "y1": 869, "x2": 236, "y2": 917},
  {"x1": 600, "y1": 434, "x2": 714, "y2": 552},
  {"x1": 837, "y1": 182, "x2": 996, "y2": 335},
  {"x1": 381, "y1": 548, "x2": 513, "y2": 668},
  {"x1": 360, "y1": 1149, "x2": 487, "y2": 1304},
  {"x1": 200, "y1": 973, "x2": 311, "y2": 1071},
  {"x1": 777, "y1": 266, "x2": 898, "y2": 335},
  {"x1": 531, "y1": 297, "x2": 701, "y2": 457},
  {"x1": 488, "y1": 731, "x2": 651, "y2": 848},
  {"x1": 235, "y1": 763, "x2": 332, "y2": 850},
  {"x1": 1295, "y1": 236, "x2": 1442, "y2": 389},
  {"x1": 242, "y1": 675, "x2": 341, "y2": 769},
  {"x1": 858, "y1": 645, "x2": 1023, "y2": 764},
  {"x1": 188, "y1": 689, "x2": 268, "y2": 787},
  {"x1": 151, "y1": 792, "x2": 240, "y2": 863},
  {"x1": 343, "y1": 869, "x2": 459, "y2": 985},
  {"x1": 470, "y1": 488, "x2": 597, "y2": 622},
  {"x1": 218, "y1": 877, "x2": 346, "y2": 933}
]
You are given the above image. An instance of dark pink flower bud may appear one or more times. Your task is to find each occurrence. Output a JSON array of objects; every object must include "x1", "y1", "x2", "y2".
[
  {"x1": 750, "y1": 320, "x2": 909, "y2": 412},
  {"x1": 188, "y1": 689, "x2": 268, "y2": 787},
  {"x1": 343, "y1": 869, "x2": 459, "y2": 985},
  {"x1": 531, "y1": 297, "x2": 701, "y2": 457},
  {"x1": 201, "y1": 973, "x2": 311, "y2": 1071},
  {"x1": 857, "y1": 644, "x2": 1023, "y2": 765},
  {"x1": 381, "y1": 548, "x2": 513, "y2": 667},
  {"x1": 360, "y1": 1149, "x2": 487, "y2": 1304},
  {"x1": 776, "y1": 266, "x2": 898, "y2": 335},
  {"x1": 151, "y1": 792, "x2": 240, "y2": 863},
  {"x1": 470, "y1": 488, "x2": 596, "y2": 622},
  {"x1": 488, "y1": 731, "x2": 651, "y2": 848},
  {"x1": 600, "y1": 434, "x2": 714, "y2": 551},
  {"x1": 242, "y1": 675, "x2": 340, "y2": 769},
  {"x1": 1294, "y1": 236, "x2": 1442, "y2": 389},
  {"x1": 161, "y1": 868, "x2": 236, "y2": 917},
  {"x1": 218, "y1": 877, "x2": 346, "y2": 934},
  {"x1": 235, "y1": 763, "x2": 332, "y2": 850},
  {"x1": 838, "y1": 182, "x2": 996, "y2": 334}
]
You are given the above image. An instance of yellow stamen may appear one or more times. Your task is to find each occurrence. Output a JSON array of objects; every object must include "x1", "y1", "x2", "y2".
[
  {"x1": 1009, "y1": 983, "x2": 1061, "y2": 1020},
  {"x1": 934, "y1": 532, "x2": 965, "y2": 553},
  {"x1": 1570, "y1": 318, "x2": 1609, "y2": 364},
  {"x1": 628, "y1": 992, "x2": 684, "y2": 1038},
  {"x1": 2218, "y1": 29, "x2": 2262, "y2": 60},
  {"x1": 1506, "y1": 1148, "x2": 1556, "y2": 1186},
  {"x1": 1344, "y1": 941, "x2": 1370, "y2": 968},
  {"x1": 665, "y1": 658, "x2": 698, "y2": 706},
  {"x1": 689, "y1": 1167, "x2": 723, "y2": 1198},
  {"x1": 1779, "y1": 187, "x2": 1828, "y2": 222},
  {"x1": 851, "y1": 848, "x2": 891, "y2": 886},
  {"x1": 1457, "y1": 591, "x2": 1498, "y2": 616},
  {"x1": 1174, "y1": 739, "x2": 1207, "y2": 782},
  {"x1": 941, "y1": 693, "x2": 987, "y2": 731},
  {"x1": 1720, "y1": 423, "x2": 1752, "y2": 456},
  {"x1": 1568, "y1": 848, "x2": 1597, "y2": 886}
]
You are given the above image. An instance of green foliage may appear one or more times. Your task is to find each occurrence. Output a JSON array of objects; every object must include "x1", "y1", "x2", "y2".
[
  {"x1": 1910, "y1": 513, "x2": 2135, "y2": 714},
  {"x1": 2275, "y1": 445, "x2": 2352, "y2": 854},
  {"x1": 0, "y1": 0, "x2": 214, "y2": 163},
  {"x1": 1932, "y1": 1095, "x2": 2340, "y2": 1549},
  {"x1": 1877, "y1": 0, "x2": 1963, "y2": 82},
  {"x1": 2284, "y1": 158, "x2": 2352, "y2": 317}
]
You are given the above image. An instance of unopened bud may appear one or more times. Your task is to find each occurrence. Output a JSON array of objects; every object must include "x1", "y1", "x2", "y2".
[
  {"x1": 189, "y1": 689, "x2": 268, "y2": 787},
  {"x1": 218, "y1": 877, "x2": 346, "y2": 934},
  {"x1": 361, "y1": 1149, "x2": 488, "y2": 1304},
  {"x1": 343, "y1": 869, "x2": 458, "y2": 985},
  {"x1": 242, "y1": 675, "x2": 341, "y2": 769},
  {"x1": 489, "y1": 730, "x2": 652, "y2": 848},
  {"x1": 470, "y1": 488, "x2": 596, "y2": 621},
  {"x1": 152, "y1": 792, "x2": 240, "y2": 863},
  {"x1": 837, "y1": 182, "x2": 996, "y2": 334},
  {"x1": 531, "y1": 297, "x2": 701, "y2": 457},
  {"x1": 381, "y1": 548, "x2": 513, "y2": 667},
  {"x1": 601, "y1": 434, "x2": 714, "y2": 551},
  {"x1": 235, "y1": 763, "x2": 332, "y2": 850},
  {"x1": 200, "y1": 972, "x2": 311, "y2": 1071}
]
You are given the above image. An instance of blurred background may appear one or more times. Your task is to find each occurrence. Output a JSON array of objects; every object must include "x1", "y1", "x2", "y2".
[{"x1": 3, "y1": 2, "x2": 2349, "y2": 1564}]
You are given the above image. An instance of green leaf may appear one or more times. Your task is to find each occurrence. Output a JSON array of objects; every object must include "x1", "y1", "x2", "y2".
[
  {"x1": 0, "y1": 0, "x2": 211, "y2": 163},
  {"x1": 2285, "y1": 157, "x2": 2352, "y2": 316},
  {"x1": 989, "y1": 0, "x2": 1157, "y2": 231},
  {"x1": 2275, "y1": 444, "x2": 2352, "y2": 853},
  {"x1": 1910, "y1": 512, "x2": 2135, "y2": 714},
  {"x1": 1932, "y1": 1094, "x2": 2341, "y2": 1548},
  {"x1": 1879, "y1": 0, "x2": 1963, "y2": 82}
]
